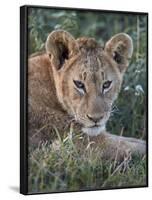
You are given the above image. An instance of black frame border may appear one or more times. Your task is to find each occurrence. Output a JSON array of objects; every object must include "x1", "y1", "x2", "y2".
[
  {"x1": 20, "y1": 5, "x2": 148, "y2": 195},
  {"x1": 20, "y1": 6, "x2": 28, "y2": 195}
]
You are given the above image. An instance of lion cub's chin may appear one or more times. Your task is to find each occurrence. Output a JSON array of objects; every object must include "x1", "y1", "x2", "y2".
[{"x1": 82, "y1": 125, "x2": 105, "y2": 136}]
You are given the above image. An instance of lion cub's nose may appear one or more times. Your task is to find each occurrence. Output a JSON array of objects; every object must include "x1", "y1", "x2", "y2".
[{"x1": 86, "y1": 114, "x2": 104, "y2": 123}]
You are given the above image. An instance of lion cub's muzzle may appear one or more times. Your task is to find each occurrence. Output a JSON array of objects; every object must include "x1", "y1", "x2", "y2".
[
  {"x1": 80, "y1": 112, "x2": 110, "y2": 136},
  {"x1": 86, "y1": 114, "x2": 104, "y2": 125}
]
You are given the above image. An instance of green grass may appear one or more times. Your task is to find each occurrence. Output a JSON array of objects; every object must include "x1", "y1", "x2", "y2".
[{"x1": 28, "y1": 132, "x2": 147, "y2": 194}]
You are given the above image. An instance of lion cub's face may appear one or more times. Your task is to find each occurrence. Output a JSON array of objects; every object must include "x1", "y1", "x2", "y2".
[
  {"x1": 46, "y1": 30, "x2": 133, "y2": 136},
  {"x1": 67, "y1": 52, "x2": 121, "y2": 136}
]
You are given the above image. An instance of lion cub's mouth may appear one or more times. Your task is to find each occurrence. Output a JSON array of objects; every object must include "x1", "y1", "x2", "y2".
[
  {"x1": 82, "y1": 125, "x2": 105, "y2": 137},
  {"x1": 88, "y1": 124, "x2": 101, "y2": 128}
]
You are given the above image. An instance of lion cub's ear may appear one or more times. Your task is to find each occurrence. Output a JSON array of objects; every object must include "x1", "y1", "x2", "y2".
[
  {"x1": 104, "y1": 33, "x2": 133, "y2": 73},
  {"x1": 45, "y1": 30, "x2": 78, "y2": 70}
]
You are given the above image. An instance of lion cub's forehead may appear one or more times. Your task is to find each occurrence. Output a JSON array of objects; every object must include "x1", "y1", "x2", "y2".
[
  {"x1": 77, "y1": 49, "x2": 109, "y2": 75},
  {"x1": 75, "y1": 37, "x2": 116, "y2": 81},
  {"x1": 76, "y1": 53, "x2": 116, "y2": 84},
  {"x1": 76, "y1": 57, "x2": 105, "y2": 84},
  {"x1": 83, "y1": 53, "x2": 104, "y2": 72},
  {"x1": 76, "y1": 37, "x2": 108, "y2": 72}
]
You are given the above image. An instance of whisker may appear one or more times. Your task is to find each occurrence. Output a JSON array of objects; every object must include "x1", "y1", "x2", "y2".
[{"x1": 112, "y1": 104, "x2": 119, "y2": 112}]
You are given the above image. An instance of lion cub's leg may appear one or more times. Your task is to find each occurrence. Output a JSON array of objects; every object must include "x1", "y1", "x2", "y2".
[{"x1": 89, "y1": 131, "x2": 146, "y2": 160}]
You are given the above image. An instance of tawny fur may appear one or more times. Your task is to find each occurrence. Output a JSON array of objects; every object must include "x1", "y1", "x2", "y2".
[{"x1": 28, "y1": 30, "x2": 146, "y2": 160}]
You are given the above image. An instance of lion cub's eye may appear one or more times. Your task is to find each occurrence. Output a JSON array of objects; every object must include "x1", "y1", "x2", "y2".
[
  {"x1": 73, "y1": 80, "x2": 84, "y2": 89},
  {"x1": 73, "y1": 80, "x2": 86, "y2": 94},
  {"x1": 103, "y1": 81, "x2": 112, "y2": 90}
]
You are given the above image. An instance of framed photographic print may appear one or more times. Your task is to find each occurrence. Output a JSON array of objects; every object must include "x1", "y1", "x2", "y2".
[{"x1": 20, "y1": 5, "x2": 148, "y2": 195}]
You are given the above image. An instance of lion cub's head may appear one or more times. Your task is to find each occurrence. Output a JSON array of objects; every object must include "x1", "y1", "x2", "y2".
[{"x1": 46, "y1": 30, "x2": 133, "y2": 136}]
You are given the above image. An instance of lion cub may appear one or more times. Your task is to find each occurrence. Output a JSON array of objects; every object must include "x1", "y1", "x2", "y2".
[{"x1": 28, "y1": 30, "x2": 146, "y2": 159}]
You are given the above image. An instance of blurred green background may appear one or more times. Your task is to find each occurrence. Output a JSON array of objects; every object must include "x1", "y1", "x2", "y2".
[{"x1": 28, "y1": 8, "x2": 147, "y2": 139}]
